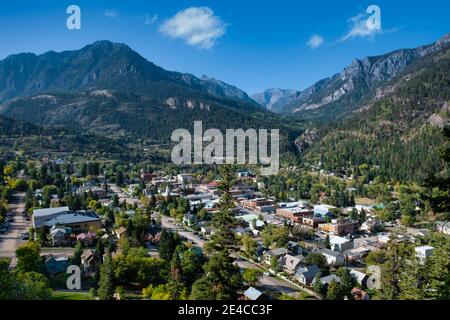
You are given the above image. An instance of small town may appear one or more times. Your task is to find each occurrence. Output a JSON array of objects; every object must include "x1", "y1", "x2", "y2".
[
  {"x1": 0, "y1": 0, "x2": 449, "y2": 311},
  {"x1": 1, "y1": 157, "x2": 449, "y2": 301}
]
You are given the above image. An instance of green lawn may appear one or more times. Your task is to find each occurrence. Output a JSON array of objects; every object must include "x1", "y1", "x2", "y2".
[{"x1": 52, "y1": 291, "x2": 92, "y2": 300}]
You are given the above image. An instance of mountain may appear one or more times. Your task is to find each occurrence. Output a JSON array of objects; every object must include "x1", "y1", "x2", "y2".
[
  {"x1": 0, "y1": 40, "x2": 256, "y2": 105},
  {"x1": 0, "y1": 114, "x2": 135, "y2": 160},
  {"x1": 0, "y1": 41, "x2": 303, "y2": 151},
  {"x1": 198, "y1": 75, "x2": 256, "y2": 104},
  {"x1": 251, "y1": 88, "x2": 299, "y2": 112},
  {"x1": 0, "y1": 90, "x2": 302, "y2": 148},
  {"x1": 298, "y1": 40, "x2": 450, "y2": 182},
  {"x1": 262, "y1": 33, "x2": 450, "y2": 121}
]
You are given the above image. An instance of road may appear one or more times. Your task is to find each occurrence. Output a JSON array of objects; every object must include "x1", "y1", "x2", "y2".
[
  {"x1": 108, "y1": 184, "x2": 140, "y2": 207},
  {"x1": 158, "y1": 214, "x2": 206, "y2": 248},
  {"x1": 0, "y1": 192, "x2": 29, "y2": 267}
]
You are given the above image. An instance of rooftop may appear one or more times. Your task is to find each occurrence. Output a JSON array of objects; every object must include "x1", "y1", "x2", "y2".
[{"x1": 33, "y1": 206, "x2": 70, "y2": 217}]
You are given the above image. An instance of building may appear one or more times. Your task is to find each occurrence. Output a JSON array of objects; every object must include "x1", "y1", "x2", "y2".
[
  {"x1": 329, "y1": 236, "x2": 353, "y2": 252},
  {"x1": 177, "y1": 174, "x2": 194, "y2": 184},
  {"x1": 319, "y1": 274, "x2": 341, "y2": 290},
  {"x1": 50, "y1": 227, "x2": 71, "y2": 246},
  {"x1": 141, "y1": 173, "x2": 157, "y2": 182},
  {"x1": 319, "y1": 248, "x2": 345, "y2": 266},
  {"x1": 415, "y1": 245, "x2": 434, "y2": 263},
  {"x1": 243, "y1": 287, "x2": 263, "y2": 300},
  {"x1": 349, "y1": 269, "x2": 369, "y2": 288},
  {"x1": 32, "y1": 207, "x2": 70, "y2": 229},
  {"x1": 318, "y1": 219, "x2": 355, "y2": 236},
  {"x1": 295, "y1": 265, "x2": 321, "y2": 286},
  {"x1": 276, "y1": 206, "x2": 313, "y2": 224},
  {"x1": 32, "y1": 207, "x2": 102, "y2": 233},
  {"x1": 264, "y1": 248, "x2": 288, "y2": 267},
  {"x1": 436, "y1": 221, "x2": 450, "y2": 236},
  {"x1": 44, "y1": 254, "x2": 69, "y2": 274},
  {"x1": 76, "y1": 232, "x2": 97, "y2": 246},
  {"x1": 81, "y1": 249, "x2": 98, "y2": 274},
  {"x1": 114, "y1": 226, "x2": 127, "y2": 240},
  {"x1": 281, "y1": 254, "x2": 305, "y2": 274},
  {"x1": 242, "y1": 198, "x2": 276, "y2": 212},
  {"x1": 314, "y1": 204, "x2": 336, "y2": 217},
  {"x1": 351, "y1": 288, "x2": 370, "y2": 300},
  {"x1": 302, "y1": 216, "x2": 326, "y2": 229}
]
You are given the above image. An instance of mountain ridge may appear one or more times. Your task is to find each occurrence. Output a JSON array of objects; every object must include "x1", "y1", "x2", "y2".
[{"x1": 254, "y1": 33, "x2": 450, "y2": 121}]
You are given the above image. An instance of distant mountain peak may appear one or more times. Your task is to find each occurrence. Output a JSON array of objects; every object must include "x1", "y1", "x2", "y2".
[{"x1": 0, "y1": 41, "x2": 255, "y2": 106}]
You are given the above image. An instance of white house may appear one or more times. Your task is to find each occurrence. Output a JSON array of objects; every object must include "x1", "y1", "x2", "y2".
[
  {"x1": 329, "y1": 236, "x2": 353, "y2": 252},
  {"x1": 436, "y1": 221, "x2": 450, "y2": 236},
  {"x1": 319, "y1": 248, "x2": 345, "y2": 266},
  {"x1": 415, "y1": 245, "x2": 434, "y2": 263}
]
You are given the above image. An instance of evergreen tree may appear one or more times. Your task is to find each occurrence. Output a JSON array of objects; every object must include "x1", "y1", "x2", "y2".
[{"x1": 98, "y1": 251, "x2": 114, "y2": 300}]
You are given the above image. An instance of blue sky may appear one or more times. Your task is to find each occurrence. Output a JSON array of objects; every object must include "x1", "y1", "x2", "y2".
[{"x1": 0, "y1": 0, "x2": 449, "y2": 94}]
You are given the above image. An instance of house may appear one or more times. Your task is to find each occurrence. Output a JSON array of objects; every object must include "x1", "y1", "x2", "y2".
[
  {"x1": 320, "y1": 274, "x2": 341, "y2": 290},
  {"x1": 295, "y1": 265, "x2": 320, "y2": 286},
  {"x1": 349, "y1": 269, "x2": 369, "y2": 288},
  {"x1": 287, "y1": 241, "x2": 302, "y2": 255},
  {"x1": 237, "y1": 171, "x2": 252, "y2": 178},
  {"x1": 329, "y1": 236, "x2": 353, "y2": 252},
  {"x1": 436, "y1": 221, "x2": 450, "y2": 236},
  {"x1": 114, "y1": 226, "x2": 127, "y2": 240},
  {"x1": 76, "y1": 231, "x2": 97, "y2": 246},
  {"x1": 81, "y1": 249, "x2": 98, "y2": 274},
  {"x1": 234, "y1": 227, "x2": 251, "y2": 237},
  {"x1": 200, "y1": 226, "x2": 214, "y2": 237},
  {"x1": 243, "y1": 287, "x2": 263, "y2": 300},
  {"x1": 351, "y1": 288, "x2": 370, "y2": 300},
  {"x1": 264, "y1": 248, "x2": 288, "y2": 267},
  {"x1": 177, "y1": 174, "x2": 194, "y2": 184},
  {"x1": 255, "y1": 246, "x2": 268, "y2": 262},
  {"x1": 415, "y1": 245, "x2": 434, "y2": 263},
  {"x1": 183, "y1": 213, "x2": 198, "y2": 227},
  {"x1": 50, "y1": 227, "x2": 71, "y2": 246},
  {"x1": 141, "y1": 173, "x2": 157, "y2": 182},
  {"x1": 319, "y1": 248, "x2": 345, "y2": 266},
  {"x1": 91, "y1": 187, "x2": 107, "y2": 199},
  {"x1": 345, "y1": 247, "x2": 370, "y2": 261},
  {"x1": 313, "y1": 204, "x2": 336, "y2": 217},
  {"x1": 281, "y1": 254, "x2": 305, "y2": 274},
  {"x1": 44, "y1": 254, "x2": 69, "y2": 274}
]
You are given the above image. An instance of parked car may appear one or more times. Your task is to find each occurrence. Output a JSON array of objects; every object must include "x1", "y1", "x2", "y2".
[
  {"x1": 21, "y1": 234, "x2": 29, "y2": 240},
  {"x1": 5, "y1": 218, "x2": 14, "y2": 223}
]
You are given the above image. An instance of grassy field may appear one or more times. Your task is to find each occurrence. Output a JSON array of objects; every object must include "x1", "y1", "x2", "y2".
[{"x1": 52, "y1": 290, "x2": 92, "y2": 300}]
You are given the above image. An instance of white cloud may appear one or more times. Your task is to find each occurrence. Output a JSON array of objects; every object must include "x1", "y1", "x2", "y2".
[
  {"x1": 340, "y1": 12, "x2": 382, "y2": 42},
  {"x1": 159, "y1": 7, "x2": 227, "y2": 49},
  {"x1": 307, "y1": 34, "x2": 324, "y2": 48},
  {"x1": 144, "y1": 13, "x2": 158, "y2": 25},
  {"x1": 104, "y1": 9, "x2": 118, "y2": 19}
]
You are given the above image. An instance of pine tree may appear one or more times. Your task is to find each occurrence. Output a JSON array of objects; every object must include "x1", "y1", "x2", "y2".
[{"x1": 98, "y1": 251, "x2": 114, "y2": 300}]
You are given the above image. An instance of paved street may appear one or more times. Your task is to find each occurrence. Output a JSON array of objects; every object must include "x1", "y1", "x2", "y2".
[{"x1": 0, "y1": 192, "x2": 29, "y2": 266}]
